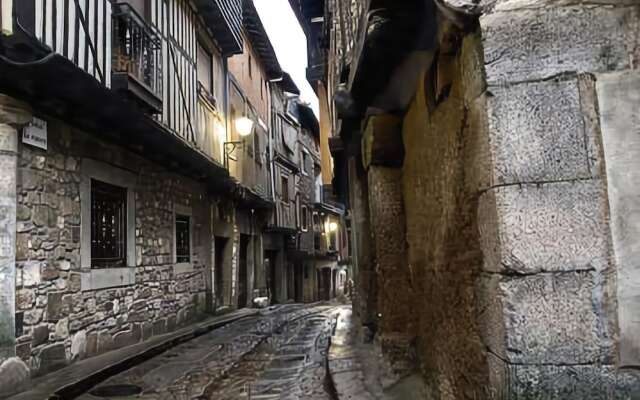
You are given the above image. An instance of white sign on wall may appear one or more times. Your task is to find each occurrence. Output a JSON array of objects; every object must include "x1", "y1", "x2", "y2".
[{"x1": 22, "y1": 117, "x2": 47, "y2": 150}]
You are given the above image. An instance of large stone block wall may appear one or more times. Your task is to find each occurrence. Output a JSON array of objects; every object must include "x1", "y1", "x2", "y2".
[
  {"x1": 475, "y1": 1, "x2": 640, "y2": 397},
  {"x1": 13, "y1": 117, "x2": 212, "y2": 376}
]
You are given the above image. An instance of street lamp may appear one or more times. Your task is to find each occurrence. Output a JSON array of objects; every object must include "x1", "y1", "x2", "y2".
[
  {"x1": 224, "y1": 116, "x2": 255, "y2": 168},
  {"x1": 235, "y1": 116, "x2": 254, "y2": 137},
  {"x1": 325, "y1": 221, "x2": 338, "y2": 233}
]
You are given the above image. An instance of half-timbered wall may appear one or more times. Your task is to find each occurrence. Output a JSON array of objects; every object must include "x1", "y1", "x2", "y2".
[
  {"x1": 149, "y1": 0, "x2": 198, "y2": 142},
  {"x1": 32, "y1": 0, "x2": 113, "y2": 87}
]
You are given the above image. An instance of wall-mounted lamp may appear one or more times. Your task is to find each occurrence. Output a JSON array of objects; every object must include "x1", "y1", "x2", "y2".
[
  {"x1": 325, "y1": 221, "x2": 338, "y2": 233},
  {"x1": 235, "y1": 116, "x2": 254, "y2": 137},
  {"x1": 224, "y1": 116, "x2": 255, "y2": 168}
]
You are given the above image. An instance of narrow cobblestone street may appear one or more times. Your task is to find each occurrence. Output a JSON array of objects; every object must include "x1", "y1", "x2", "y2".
[{"x1": 77, "y1": 304, "x2": 341, "y2": 400}]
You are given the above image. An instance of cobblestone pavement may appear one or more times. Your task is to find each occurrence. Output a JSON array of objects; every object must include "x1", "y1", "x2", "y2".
[{"x1": 77, "y1": 303, "x2": 340, "y2": 400}]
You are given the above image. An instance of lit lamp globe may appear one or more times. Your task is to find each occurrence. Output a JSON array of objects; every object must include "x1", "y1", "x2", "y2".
[
  {"x1": 236, "y1": 117, "x2": 254, "y2": 137},
  {"x1": 328, "y1": 222, "x2": 338, "y2": 232}
]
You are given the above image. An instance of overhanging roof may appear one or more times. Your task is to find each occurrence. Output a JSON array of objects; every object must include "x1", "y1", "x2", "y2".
[
  {"x1": 193, "y1": 0, "x2": 244, "y2": 56},
  {"x1": 243, "y1": 0, "x2": 283, "y2": 80}
]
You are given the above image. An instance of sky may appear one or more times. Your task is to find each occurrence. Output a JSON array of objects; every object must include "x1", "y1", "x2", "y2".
[{"x1": 253, "y1": 0, "x2": 320, "y2": 116}]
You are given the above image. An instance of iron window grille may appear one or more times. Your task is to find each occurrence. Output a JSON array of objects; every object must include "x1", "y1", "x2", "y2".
[
  {"x1": 91, "y1": 179, "x2": 128, "y2": 268},
  {"x1": 175, "y1": 215, "x2": 191, "y2": 263}
]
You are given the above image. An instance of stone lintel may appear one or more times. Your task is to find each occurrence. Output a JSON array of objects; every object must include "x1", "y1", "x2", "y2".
[{"x1": 361, "y1": 114, "x2": 404, "y2": 169}]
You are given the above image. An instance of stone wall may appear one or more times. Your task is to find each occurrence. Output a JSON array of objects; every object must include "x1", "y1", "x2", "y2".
[
  {"x1": 13, "y1": 116, "x2": 212, "y2": 376},
  {"x1": 475, "y1": 1, "x2": 640, "y2": 397},
  {"x1": 401, "y1": 27, "x2": 491, "y2": 398}
]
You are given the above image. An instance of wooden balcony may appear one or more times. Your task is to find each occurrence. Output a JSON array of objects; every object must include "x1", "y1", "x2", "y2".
[{"x1": 111, "y1": 3, "x2": 162, "y2": 113}]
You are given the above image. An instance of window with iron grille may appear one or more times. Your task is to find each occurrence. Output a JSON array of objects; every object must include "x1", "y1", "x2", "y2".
[
  {"x1": 175, "y1": 214, "x2": 191, "y2": 263},
  {"x1": 91, "y1": 179, "x2": 128, "y2": 268}
]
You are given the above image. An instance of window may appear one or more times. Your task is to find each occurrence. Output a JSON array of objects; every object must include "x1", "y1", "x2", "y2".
[
  {"x1": 301, "y1": 151, "x2": 309, "y2": 175},
  {"x1": 175, "y1": 215, "x2": 191, "y2": 263},
  {"x1": 301, "y1": 206, "x2": 309, "y2": 231},
  {"x1": 197, "y1": 42, "x2": 213, "y2": 94},
  {"x1": 260, "y1": 78, "x2": 264, "y2": 100},
  {"x1": 248, "y1": 55, "x2": 253, "y2": 78},
  {"x1": 281, "y1": 176, "x2": 289, "y2": 202},
  {"x1": 91, "y1": 180, "x2": 128, "y2": 268}
]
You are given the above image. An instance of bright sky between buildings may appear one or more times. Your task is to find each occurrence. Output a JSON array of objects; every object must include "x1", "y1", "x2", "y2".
[{"x1": 254, "y1": 0, "x2": 320, "y2": 117}]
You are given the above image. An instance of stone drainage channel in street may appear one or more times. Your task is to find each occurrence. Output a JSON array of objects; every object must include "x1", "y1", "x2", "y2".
[{"x1": 73, "y1": 304, "x2": 341, "y2": 400}]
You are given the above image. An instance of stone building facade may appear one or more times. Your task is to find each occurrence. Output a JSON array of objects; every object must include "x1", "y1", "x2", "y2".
[
  {"x1": 13, "y1": 115, "x2": 212, "y2": 376},
  {"x1": 0, "y1": 0, "x2": 341, "y2": 396},
  {"x1": 294, "y1": 0, "x2": 640, "y2": 398}
]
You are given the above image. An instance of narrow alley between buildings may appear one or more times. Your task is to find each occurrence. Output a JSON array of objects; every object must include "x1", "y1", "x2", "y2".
[{"x1": 2, "y1": 0, "x2": 640, "y2": 399}]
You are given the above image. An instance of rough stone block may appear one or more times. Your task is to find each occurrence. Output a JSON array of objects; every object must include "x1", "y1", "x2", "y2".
[
  {"x1": 596, "y1": 70, "x2": 640, "y2": 367},
  {"x1": 37, "y1": 343, "x2": 67, "y2": 375},
  {"x1": 481, "y1": 6, "x2": 640, "y2": 85},
  {"x1": 46, "y1": 292, "x2": 72, "y2": 321},
  {"x1": 507, "y1": 364, "x2": 640, "y2": 400},
  {"x1": 32, "y1": 325, "x2": 49, "y2": 347},
  {"x1": 478, "y1": 181, "x2": 609, "y2": 274},
  {"x1": 486, "y1": 272, "x2": 615, "y2": 364},
  {"x1": 486, "y1": 78, "x2": 596, "y2": 184},
  {"x1": 0, "y1": 357, "x2": 30, "y2": 397},
  {"x1": 70, "y1": 331, "x2": 86, "y2": 360}
]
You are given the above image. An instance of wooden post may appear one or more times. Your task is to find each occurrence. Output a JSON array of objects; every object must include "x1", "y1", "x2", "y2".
[{"x1": 1, "y1": 0, "x2": 13, "y2": 35}]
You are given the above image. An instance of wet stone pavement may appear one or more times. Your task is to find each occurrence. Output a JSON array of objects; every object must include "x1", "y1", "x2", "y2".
[{"x1": 77, "y1": 304, "x2": 339, "y2": 400}]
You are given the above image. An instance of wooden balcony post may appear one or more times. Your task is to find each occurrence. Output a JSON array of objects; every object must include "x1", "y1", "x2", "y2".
[{"x1": 0, "y1": 0, "x2": 13, "y2": 35}]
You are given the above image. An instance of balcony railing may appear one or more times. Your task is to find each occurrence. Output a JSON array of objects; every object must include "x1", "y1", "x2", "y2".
[{"x1": 112, "y1": 3, "x2": 162, "y2": 112}]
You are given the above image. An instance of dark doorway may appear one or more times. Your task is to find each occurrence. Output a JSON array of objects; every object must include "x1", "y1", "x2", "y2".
[
  {"x1": 265, "y1": 250, "x2": 278, "y2": 304},
  {"x1": 214, "y1": 236, "x2": 228, "y2": 309},
  {"x1": 321, "y1": 268, "x2": 332, "y2": 301},
  {"x1": 238, "y1": 235, "x2": 250, "y2": 308},
  {"x1": 332, "y1": 269, "x2": 338, "y2": 298},
  {"x1": 287, "y1": 261, "x2": 295, "y2": 302},
  {"x1": 294, "y1": 262, "x2": 303, "y2": 303}
]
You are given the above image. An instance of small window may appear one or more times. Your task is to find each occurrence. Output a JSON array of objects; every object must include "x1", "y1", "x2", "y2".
[
  {"x1": 301, "y1": 206, "x2": 309, "y2": 231},
  {"x1": 91, "y1": 180, "x2": 128, "y2": 268},
  {"x1": 197, "y1": 42, "x2": 213, "y2": 94},
  {"x1": 260, "y1": 78, "x2": 264, "y2": 100},
  {"x1": 281, "y1": 176, "x2": 289, "y2": 203},
  {"x1": 301, "y1": 151, "x2": 309, "y2": 175},
  {"x1": 175, "y1": 214, "x2": 191, "y2": 263},
  {"x1": 248, "y1": 55, "x2": 253, "y2": 78}
]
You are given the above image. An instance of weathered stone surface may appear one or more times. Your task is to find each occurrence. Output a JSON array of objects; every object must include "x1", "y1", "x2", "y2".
[
  {"x1": 480, "y1": 0, "x2": 640, "y2": 13},
  {"x1": 37, "y1": 343, "x2": 67, "y2": 374},
  {"x1": 46, "y1": 292, "x2": 72, "y2": 321},
  {"x1": 508, "y1": 364, "x2": 640, "y2": 400},
  {"x1": 153, "y1": 319, "x2": 166, "y2": 336},
  {"x1": 481, "y1": 6, "x2": 639, "y2": 84},
  {"x1": 97, "y1": 331, "x2": 113, "y2": 353},
  {"x1": 22, "y1": 261, "x2": 40, "y2": 287},
  {"x1": 496, "y1": 272, "x2": 615, "y2": 364},
  {"x1": 0, "y1": 357, "x2": 30, "y2": 397},
  {"x1": 15, "y1": 342, "x2": 31, "y2": 362},
  {"x1": 86, "y1": 332, "x2": 97, "y2": 357},
  {"x1": 479, "y1": 181, "x2": 609, "y2": 274},
  {"x1": 32, "y1": 325, "x2": 49, "y2": 347},
  {"x1": 596, "y1": 70, "x2": 640, "y2": 367},
  {"x1": 55, "y1": 318, "x2": 69, "y2": 339},
  {"x1": 70, "y1": 331, "x2": 86, "y2": 360},
  {"x1": 23, "y1": 309, "x2": 43, "y2": 325},
  {"x1": 16, "y1": 290, "x2": 35, "y2": 311},
  {"x1": 113, "y1": 330, "x2": 136, "y2": 349},
  {"x1": 487, "y1": 78, "x2": 595, "y2": 184},
  {"x1": 41, "y1": 262, "x2": 59, "y2": 281}
]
